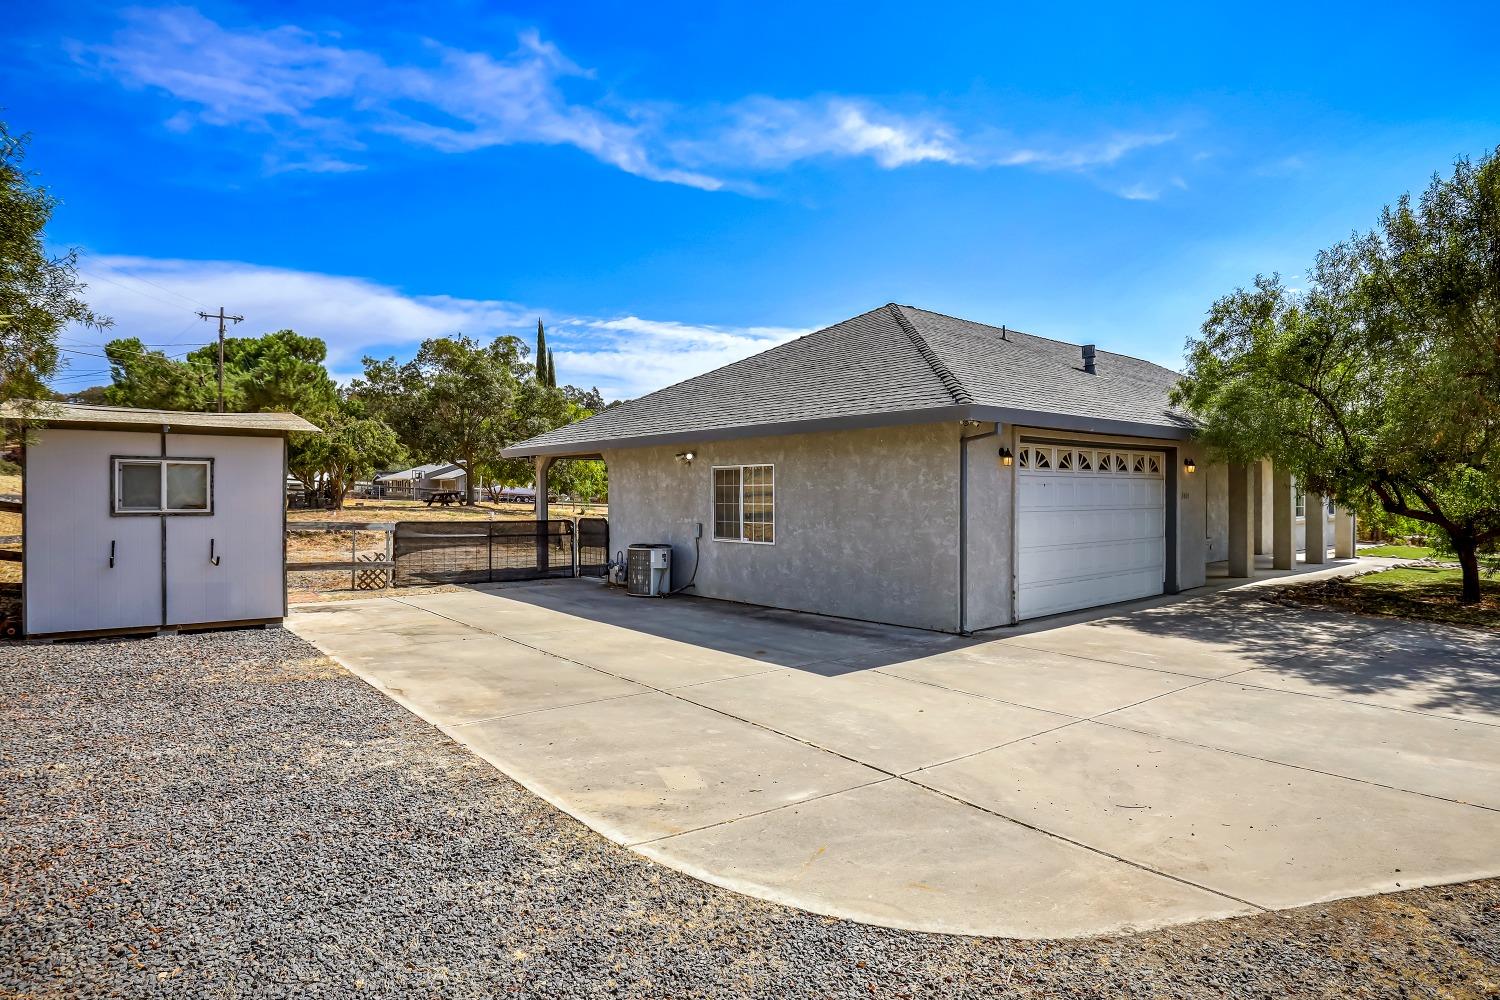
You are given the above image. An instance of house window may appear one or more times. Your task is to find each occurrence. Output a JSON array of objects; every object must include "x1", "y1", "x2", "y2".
[
  {"x1": 1295, "y1": 489, "x2": 1306, "y2": 519},
  {"x1": 113, "y1": 458, "x2": 212, "y2": 514},
  {"x1": 712, "y1": 465, "x2": 774, "y2": 543}
]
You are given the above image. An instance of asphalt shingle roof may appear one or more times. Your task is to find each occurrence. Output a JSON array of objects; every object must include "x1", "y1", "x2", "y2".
[
  {"x1": 505, "y1": 304, "x2": 1190, "y2": 456},
  {"x1": 0, "y1": 402, "x2": 320, "y2": 435}
]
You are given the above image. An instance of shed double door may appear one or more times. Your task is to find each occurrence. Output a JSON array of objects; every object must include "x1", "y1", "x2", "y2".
[
  {"x1": 23, "y1": 430, "x2": 284, "y2": 636},
  {"x1": 164, "y1": 434, "x2": 285, "y2": 626}
]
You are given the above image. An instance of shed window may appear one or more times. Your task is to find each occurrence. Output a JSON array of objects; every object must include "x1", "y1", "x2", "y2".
[
  {"x1": 712, "y1": 465, "x2": 774, "y2": 543},
  {"x1": 113, "y1": 458, "x2": 212, "y2": 514}
]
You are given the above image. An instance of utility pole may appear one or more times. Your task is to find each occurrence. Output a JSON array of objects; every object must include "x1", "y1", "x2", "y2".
[{"x1": 197, "y1": 307, "x2": 243, "y2": 413}]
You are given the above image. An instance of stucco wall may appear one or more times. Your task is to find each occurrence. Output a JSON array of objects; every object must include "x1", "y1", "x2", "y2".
[
  {"x1": 962, "y1": 424, "x2": 1011, "y2": 631},
  {"x1": 603, "y1": 422, "x2": 963, "y2": 632},
  {"x1": 1202, "y1": 462, "x2": 1229, "y2": 563}
]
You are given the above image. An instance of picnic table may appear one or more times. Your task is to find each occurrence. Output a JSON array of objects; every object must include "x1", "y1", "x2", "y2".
[{"x1": 422, "y1": 490, "x2": 465, "y2": 507}]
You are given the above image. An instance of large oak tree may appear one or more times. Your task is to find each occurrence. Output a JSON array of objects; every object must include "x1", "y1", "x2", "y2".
[{"x1": 1174, "y1": 148, "x2": 1500, "y2": 602}]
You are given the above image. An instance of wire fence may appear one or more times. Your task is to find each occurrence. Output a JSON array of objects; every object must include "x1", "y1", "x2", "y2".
[{"x1": 392, "y1": 520, "x2": 580, "y2": 586}]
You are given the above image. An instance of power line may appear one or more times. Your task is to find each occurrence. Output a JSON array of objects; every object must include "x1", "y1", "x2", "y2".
[
  {"x1": 76, "y1": 251, "x2": 209, "y2": 310},
  {"x1": 76, "y1": 268, "x2": 200, "y2": 313},
  {"x1": 56, "y1": 344, "x2": 218, "y2": 368}
]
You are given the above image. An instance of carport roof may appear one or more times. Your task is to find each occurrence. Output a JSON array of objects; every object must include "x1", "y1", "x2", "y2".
[{"x1": 502, "y1": 303, "x2": 1195, "y2": 458}]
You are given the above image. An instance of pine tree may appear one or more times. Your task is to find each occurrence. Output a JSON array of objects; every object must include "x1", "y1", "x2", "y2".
[
  {"x1": 535, "y1": 319, "x2": 549, "y2": 386},
  {"x1": 546, "y1": 348, "x2": 557, "y2": 387}
]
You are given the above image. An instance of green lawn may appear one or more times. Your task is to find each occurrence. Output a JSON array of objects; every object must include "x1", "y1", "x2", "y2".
[
  {"x1": 1302, "y1": 566, "x2": 1500, "y2": 629},
  {"x1": 1359, "y1": 544, "x2": 1436, "y2": 559}
]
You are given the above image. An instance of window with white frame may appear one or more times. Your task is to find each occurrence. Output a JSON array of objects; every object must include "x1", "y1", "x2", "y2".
[
  {"x1": 712, "y1": 464, "x2": 774, "y2": 543},
  {"x1": 1294, "y1": 488, "x2": 1306, "y2": 519},
  {"x1": 113, "y1": 458, "x2": 212, "y2": 514}
]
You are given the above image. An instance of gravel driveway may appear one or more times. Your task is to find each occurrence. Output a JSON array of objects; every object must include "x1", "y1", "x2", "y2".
[{"x1": 3, "y1": 630, "x2": 1498, "y2": 999}]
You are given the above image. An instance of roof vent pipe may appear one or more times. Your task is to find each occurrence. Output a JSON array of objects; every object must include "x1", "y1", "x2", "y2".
[{"x1": 1081, "y1": 344, "x2": 1097, "y2": 374}]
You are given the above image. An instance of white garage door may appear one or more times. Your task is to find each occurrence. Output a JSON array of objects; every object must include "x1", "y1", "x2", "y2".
[{"x1": 1017, "y1": 444, "x2": 1166, "y2": 619}]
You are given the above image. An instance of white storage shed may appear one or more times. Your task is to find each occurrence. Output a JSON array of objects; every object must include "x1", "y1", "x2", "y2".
[{"x1": 2, "y1": 403, "x2": 320, "y2": 639}]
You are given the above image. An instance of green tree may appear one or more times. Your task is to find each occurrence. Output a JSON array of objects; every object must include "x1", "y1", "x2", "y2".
[
  {"x1": 546, "y1": 347, "x2": 557, "y2": 388},
  {"x1": 0, "y1": 121, "x2": 109, "y2": 402},
  {"x1": 549, "y1": 459, "x2": 607, "y2": 504},
  {"x1": 1174, "y1": 148, "x2": 1500, "y2": 603},
  {"x1": 353, "y1": 335, "x2": 523, "y2": 504},
  {"x1": 535, "y1": 318, "x2": 549, "y2": 387},
  {"x1": 288, "y1": 397, "x2": 404, "y2": 509},
  {"x1": 104, "y1": 329, "x2": 338, "y2": 418}
]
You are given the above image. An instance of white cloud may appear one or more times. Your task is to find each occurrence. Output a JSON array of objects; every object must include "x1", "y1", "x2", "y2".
[
  {"x1": 60, "y1": 255, "x2": 809, "y2": 399},
  {"x1": 674, "y1": 97, "x2": 965, "y2": 169},
  {"x1": 993, "y1": 131, "x2": 1178, "y2": 171},
  {"x1": 1114, "y1": 182, "x2": 1162, "y2": 201},
  {"x1": 77, "y1": 7, "x2": 1183, "y2": 196}
]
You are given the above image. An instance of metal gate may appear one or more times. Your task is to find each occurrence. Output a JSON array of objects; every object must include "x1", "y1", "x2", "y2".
[
  {"x1": 577, "y1": 517, "x2": 609, "y2": 577},
  {"x1": 393, "y1": 520, "x2": 578, "y2": 586}
]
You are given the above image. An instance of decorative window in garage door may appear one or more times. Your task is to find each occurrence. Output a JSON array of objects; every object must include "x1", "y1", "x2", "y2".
[{"x1": 1017, "y1": 447, "x2": 1164, "y2": 478}]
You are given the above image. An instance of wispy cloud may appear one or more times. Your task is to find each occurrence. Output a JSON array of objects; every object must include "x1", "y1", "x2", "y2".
[
  {"x1": 77, "y1": 6, "x2": 1184, "y2": 197},
  {"x1": 62, "y1": 255, "x2": 809, "y2": 399}
]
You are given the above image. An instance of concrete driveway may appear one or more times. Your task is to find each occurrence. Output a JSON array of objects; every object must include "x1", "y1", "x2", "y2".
[{"x1": 288, "y1": 578, "x2": 1500, "y2": 938}]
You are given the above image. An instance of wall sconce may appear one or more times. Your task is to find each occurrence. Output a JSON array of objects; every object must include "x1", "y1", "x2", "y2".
[
  {"x1": 675, "y1": 451, "x2": 695, "y2": 465},
  {"x1": 1184, "y1": 457, "x2": 1197, "y2": 474},
  {"x1": 998, "y1": 447, "x2": 1014, "y2": 467}
]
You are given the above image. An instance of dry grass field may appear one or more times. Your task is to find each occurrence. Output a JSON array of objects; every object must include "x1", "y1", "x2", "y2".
[{"x1": 285, "y1": 498, "x2": 607, "y2": 601}]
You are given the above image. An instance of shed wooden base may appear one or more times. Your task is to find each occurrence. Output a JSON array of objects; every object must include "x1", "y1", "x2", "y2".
[{"x1": 24, "y1": 618, "x2": 283, "y2": 643}]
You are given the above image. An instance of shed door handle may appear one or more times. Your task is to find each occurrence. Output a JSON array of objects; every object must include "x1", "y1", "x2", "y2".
[
  {"x1": 109, "y1": 540, "x2": 115, "y2": 569},
  {"x1": 210, "y1": 538, "x2": 221, "y2": 566}
]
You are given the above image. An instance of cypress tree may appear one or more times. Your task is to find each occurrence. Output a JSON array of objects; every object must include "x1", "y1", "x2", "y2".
[
  {"x1": 535, "y1": 318, "x2": 549, "y2": 385},
  {"x1": 547, "y1": 348, "x2": 557, "y2": 387}
]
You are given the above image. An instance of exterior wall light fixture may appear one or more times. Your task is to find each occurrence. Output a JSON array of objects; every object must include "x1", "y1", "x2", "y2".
[
  {"x1": 1184, "y1": 457, "x2": 1197, "y2": 474},
  {"x1": 675, "y1": 451, "x2": 695, "y2": 464},
  {"x1": 999, "y1": 447, "x2": 1014, "y2": 467}
]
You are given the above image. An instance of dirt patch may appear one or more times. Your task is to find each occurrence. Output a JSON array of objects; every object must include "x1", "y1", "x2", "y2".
[{"x1": 1262, "y1": 565, "x2": 1500, "y2": 630}]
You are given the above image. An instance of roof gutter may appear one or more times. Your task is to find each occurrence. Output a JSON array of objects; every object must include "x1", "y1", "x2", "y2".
[{"x1": 501, "y1": 404, "x2": 1194, "y2": 458}]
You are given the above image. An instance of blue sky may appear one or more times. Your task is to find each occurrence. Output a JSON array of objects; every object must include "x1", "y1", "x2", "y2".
[{"x1": 10, "y1": 1, "x2": 1499, "y2": 399}]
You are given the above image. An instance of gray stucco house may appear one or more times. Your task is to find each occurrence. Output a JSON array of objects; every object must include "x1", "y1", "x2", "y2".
[{"x1": 503, "y1": 304, "x2": 1355, "y2": 632}]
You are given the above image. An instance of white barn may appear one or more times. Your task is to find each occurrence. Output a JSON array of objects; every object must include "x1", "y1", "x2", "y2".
[{"x1": 2, "y1": 403, "x2": 320, "y2": 639}]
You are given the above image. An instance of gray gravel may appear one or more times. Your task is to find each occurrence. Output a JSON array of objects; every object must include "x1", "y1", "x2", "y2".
[{"x1": 3, "y1": 629, "x2": 1498, "y2": 999}]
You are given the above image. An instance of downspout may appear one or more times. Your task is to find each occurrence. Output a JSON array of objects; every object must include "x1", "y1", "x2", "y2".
[{"x1": 958, "y1": 423, "x2": 999, "y2": 634}]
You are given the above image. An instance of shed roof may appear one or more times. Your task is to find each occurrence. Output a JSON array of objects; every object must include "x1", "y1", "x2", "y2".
[
  {"x1": 502, "y1": 303, "x2": 1193, "y2": 457},
  {"x1": 0, "y1": 402, "x2": 321, "y2": 436}
]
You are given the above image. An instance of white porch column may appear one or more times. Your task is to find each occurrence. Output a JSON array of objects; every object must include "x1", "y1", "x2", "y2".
[
  {"x1": 534, "y1": 455, "x2": 554, "y2": 521},
  {"x1": 1334, "y1": 508, "x2": 1357, "y2": 559},
  {"x1": 1272, "y1": 466, "x2": 1296, "y2": 570},
  {"x1": 1227, "y1": 462, "x2": 1255, "y2": 578},
  {"x1": 534, "y1": 454, "x2": 556, "y2": 574},
  {"x1": 1252, "y1": 461, "x2": 1267, "y2": 555},
  {"x1": 1305, "y1": 491, "x2": 1329, "y2": 565}
]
